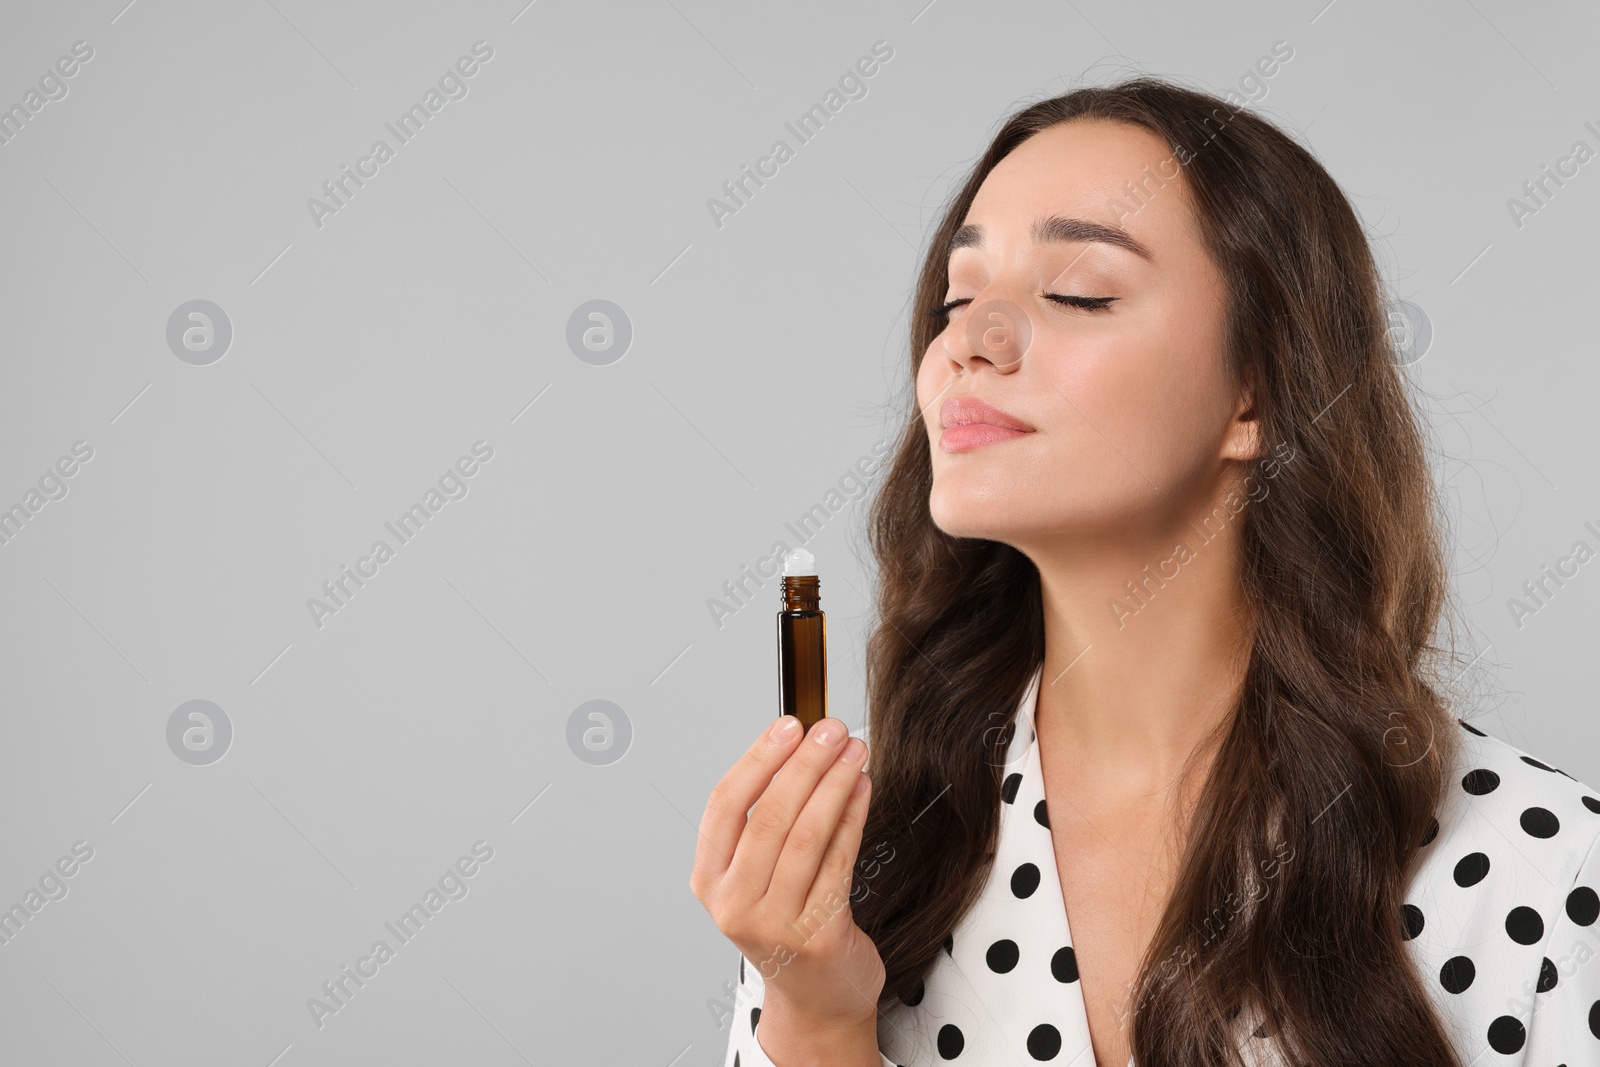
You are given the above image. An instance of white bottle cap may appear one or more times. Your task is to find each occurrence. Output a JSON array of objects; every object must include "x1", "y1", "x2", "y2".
[{"x1": 782, "y1": 547, "x2": 816, "y2": 577}]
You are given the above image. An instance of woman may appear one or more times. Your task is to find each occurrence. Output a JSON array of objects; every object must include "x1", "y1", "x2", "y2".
[{"x1": 690, "y1": 77, "x2": 1600, "y2": 1067}]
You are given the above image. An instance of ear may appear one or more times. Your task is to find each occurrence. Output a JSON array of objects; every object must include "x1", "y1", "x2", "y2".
[{"x1": 1221, "y1": 375, "x2": 1264, "y2": 463}]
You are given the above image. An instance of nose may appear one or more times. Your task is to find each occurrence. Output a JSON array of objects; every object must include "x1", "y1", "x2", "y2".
[{"x1": 938, "y1": 295, "x2": 1031, "y2": 374}]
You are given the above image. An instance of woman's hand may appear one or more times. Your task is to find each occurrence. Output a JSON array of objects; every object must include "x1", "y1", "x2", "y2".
[{"x1": 690, "y1": 714, "x2": 885, "y2": 1032}]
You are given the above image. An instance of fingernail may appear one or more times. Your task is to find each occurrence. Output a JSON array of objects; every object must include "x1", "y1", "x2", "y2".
[
  {"x1": 771, "y1": 716, "x2": 800, "y2": 740},
  {"x1": 812, "y1": 719, "x2": 845, "y2": 745}
]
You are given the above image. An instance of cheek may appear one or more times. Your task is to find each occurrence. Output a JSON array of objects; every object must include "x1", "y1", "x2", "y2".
[
  {"x1": 916, "y1": 350, "x2": 950, "y2": 419},
  {"x1": 1046, "y1": 322, "x2": 1228, "y2": 480}
]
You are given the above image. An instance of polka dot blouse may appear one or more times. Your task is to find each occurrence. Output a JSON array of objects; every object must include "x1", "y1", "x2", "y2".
[{"x1": 719, "y1": 665, "x2": 1600, "y2": 1066}]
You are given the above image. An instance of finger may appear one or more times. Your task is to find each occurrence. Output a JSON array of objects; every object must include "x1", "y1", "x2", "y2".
[
  {"x1": 799, "y1": 758, "x2": 873, "y2": 926},
  {"x1": 769, "y1": 735, "x2": 869, "y2": 919},
  {"x1": 694, "y1": 715, "x2": 804, "y2": 892},
  {"x1": 725, "y1": 717, "x2": 859, "y2": 900}
]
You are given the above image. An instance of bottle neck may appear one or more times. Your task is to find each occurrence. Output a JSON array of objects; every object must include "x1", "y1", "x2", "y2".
[{"x1": 781, "y1": 574, "x2": 820, "y2": 611}]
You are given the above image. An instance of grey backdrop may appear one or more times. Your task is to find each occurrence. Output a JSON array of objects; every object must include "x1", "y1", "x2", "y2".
[{"x1": 2, "y1": 0, "x2": 1598, "y2": 1063}]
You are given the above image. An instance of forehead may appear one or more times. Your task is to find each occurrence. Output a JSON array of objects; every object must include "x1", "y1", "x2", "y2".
[{"x1": 957, "y1": 118, "x2": 1202, "y2": 263}]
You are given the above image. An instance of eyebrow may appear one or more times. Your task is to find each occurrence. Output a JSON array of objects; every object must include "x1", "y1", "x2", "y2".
[{"x1": 946, "y1": 214, "x2": 1154, "y2": 262}]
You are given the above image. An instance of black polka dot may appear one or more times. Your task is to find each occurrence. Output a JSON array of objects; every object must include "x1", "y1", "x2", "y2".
[
  {"x1": 1521, "y1": 806, "x2": 1560, "y2": 838},
  {"x1": 1583, "y1": 795, "x2": 1600, "y2": 814},
  {"x1": 937, "y1": 1023, "x2": 965, "y2": 1058},
  {"x1": 1521, "y1": 755, "x2": 1559, "y2": 772},
  {"x1": 1011, "y1": 862, "x2": 1041, "y2": 898},
  {"x1": 1401, "y1": 903, "x2": 1425, "y2": 940},
  {"x1": 739, "y1": 955, "x2": 745, "y2": 984},
  {"x1": 750, "y1": 1006, "x2": 760, "y2": 1031},
  {"x1": 1051, "y1": 945, "x2": 1078, "y2": 983},
  {"x1": 1590, "y1": 997, "x2": 1600, "y2": 1038},
  {"x1": 1536, "y1": 956, "x2": 1557, "y2": 993},
  {"x1": 942, "y1": 933, "x2": 954, "y2": 956},
  {"x1": 1567, "y1": 885, "x2": 1600, "y2": 927},
  {"x1": 1462, "y1": 768, "x2": 1500, "y2": 795},
  {"x1": 1506, "y1": 906, "x2": 1545, "y2": 945},
  {"x1": 904, "y1": 980, "x2": 925, "y2": 1006},
  {"x1": 1001, "y1": 773, "x2": 1023, "y2": 804},
  {"x1": 1033, "y1": 799, "x2": 1050, "y2": 828},
  {"x1": 1025, "y1": 1022, "x2": 1061, "y2": 1059},
  {"x1": 1458, "y1": 718, "x2": 1486, "y2": 736},
  {"x1": 1439, "y1": 956, "x2": 1474, "y2": 993},
  {"x1": 1420, "y1": 816, "x2": 1439, "y2": 846},
  {"x1": 1486, "y1": 1015, "x2": 1525, "y2": 1054},
  {"x1": 1453, "y1": 852, "x2": 1490, "y2": 887},
  {"x1": 986, "y1": 939, "x2": 1020, "y2": 973},
  {"x1": 733, "y1": 1053, "x2": 740, "y2": 1067}
]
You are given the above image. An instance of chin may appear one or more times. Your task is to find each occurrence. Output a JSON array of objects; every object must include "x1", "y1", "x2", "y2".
[{"x1": 928, "y1": 491, "x2": 1018, "y2": 542}]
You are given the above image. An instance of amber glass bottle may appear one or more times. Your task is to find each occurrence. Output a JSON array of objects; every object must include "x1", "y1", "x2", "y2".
[{"x1": 777, "y1": 569, "x2": 827, "y2": 730}]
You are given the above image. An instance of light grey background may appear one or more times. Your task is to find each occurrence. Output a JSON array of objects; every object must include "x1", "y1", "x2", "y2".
[{"x1": 2, "y1": 0, "x2": 1597, "y2": 1063}]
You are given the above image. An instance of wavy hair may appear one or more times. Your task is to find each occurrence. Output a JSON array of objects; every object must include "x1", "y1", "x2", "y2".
[{"x1": 851, "y1": 76, "x2": 1468, "y2": 1066}]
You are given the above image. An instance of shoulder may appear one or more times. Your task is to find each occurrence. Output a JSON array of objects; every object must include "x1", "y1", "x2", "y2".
[
  {"x1": 1412, "y1": 717, "x2": 1600, "y2": 905},
  {"x1": 1431, "y1": 716, "x2": 1600, "y2": 865},
  {"x1": 1402, "y1": 717, "x2": 1600, "y2": 1053}
]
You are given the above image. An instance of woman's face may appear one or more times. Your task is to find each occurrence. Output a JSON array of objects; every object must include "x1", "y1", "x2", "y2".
[{"x1": 917, "y1": 118, "x2": 1259, "y2": 552}]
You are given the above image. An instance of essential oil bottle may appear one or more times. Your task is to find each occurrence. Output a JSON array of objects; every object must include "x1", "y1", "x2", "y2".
[{"x1": 777, "y1": 547, "x2": 827, "y2": 730}]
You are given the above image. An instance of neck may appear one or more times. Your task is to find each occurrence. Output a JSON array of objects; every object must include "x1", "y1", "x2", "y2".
[{"x1": 1022, "y1": 481, "x2": 1255, "y2": 802}]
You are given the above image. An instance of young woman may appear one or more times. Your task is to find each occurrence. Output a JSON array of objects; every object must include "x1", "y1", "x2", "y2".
[{"x1": 690, "y1": 77, "x2": 1600, "y2": 1067}]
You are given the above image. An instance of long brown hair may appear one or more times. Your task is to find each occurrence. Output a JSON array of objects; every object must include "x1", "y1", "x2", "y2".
[{"x1": 853, "y1": 76, "x2": 1469, "y2": 1066}]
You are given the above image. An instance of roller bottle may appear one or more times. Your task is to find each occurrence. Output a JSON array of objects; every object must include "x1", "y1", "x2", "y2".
[{"x1": 777, "y1": 547, "x2": 827, "y2": 730}]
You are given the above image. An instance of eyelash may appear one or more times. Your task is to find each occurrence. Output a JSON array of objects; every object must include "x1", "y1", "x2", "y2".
[{"x1": 928, "y1": 294, "x2": 1118, "y2": 319}]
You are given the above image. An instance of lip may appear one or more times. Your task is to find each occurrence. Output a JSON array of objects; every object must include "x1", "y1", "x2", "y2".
[{"x1": 938, "y1": 395, "x2": 1034, "y2": 452}]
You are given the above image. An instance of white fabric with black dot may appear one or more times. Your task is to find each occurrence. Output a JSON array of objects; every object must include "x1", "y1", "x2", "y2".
[{"x1": 721, "y1": 665, "x2": 1600, "y2": 1065}]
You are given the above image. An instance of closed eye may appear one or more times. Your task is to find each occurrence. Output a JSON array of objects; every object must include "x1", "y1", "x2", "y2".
[{"x1": 928, "y1": 294, "x2": 1119, "y2": 318}]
